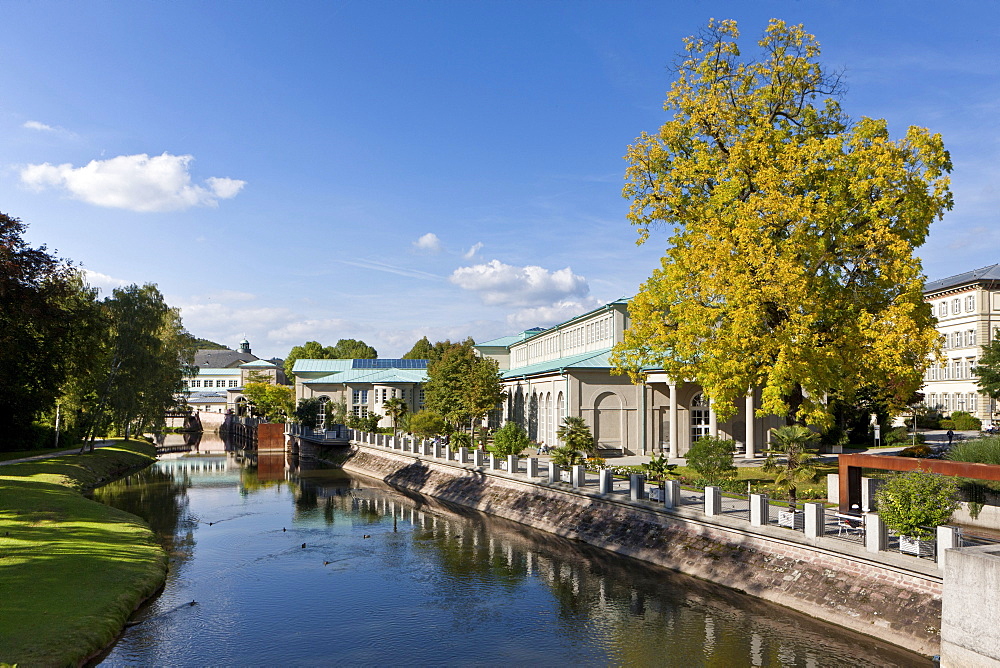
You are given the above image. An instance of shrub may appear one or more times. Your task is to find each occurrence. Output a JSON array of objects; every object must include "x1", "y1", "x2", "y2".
[
  {"x1": 450, "y1": 432, "x2": 472, "y2": 450},
  {"x1": 492, "y1": 422, "x2": 530, "y2": 457},
  {"x1": 883, "y1": 426, "x2": 924, "y2": 447},
  {"x1": 551, "y1": 445, "x2": 585, "y2": 467},
  {"x1": 949, "y1": 411, "x2": 982, "y2": 431},
  {"x1": 408, "y1": 410, "x2": 447, "y2": 439},
  {"x1": 949, "y1": 435, "x2": 1000, "y2": 465},
  {"x1": 641, "y1": 453, "x2": 677, "y2": 482},
  {"x1": 898, "y1": 444, "x2": 933, "y2": 458},
  {"x1": 874, "y1": 470, "x2": 960, "y2": 539},
  {"x1": 686, "y1": 436, "x2": 737, "y2": 484}
]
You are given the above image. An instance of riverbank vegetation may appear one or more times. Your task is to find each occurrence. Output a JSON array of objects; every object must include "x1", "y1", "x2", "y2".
[
  {"x1": 1, "y1": 212, "x2": 197, "y2": 452},
  {"x1": 0, "y1": 440, "x2": 166, "y2": 666}
]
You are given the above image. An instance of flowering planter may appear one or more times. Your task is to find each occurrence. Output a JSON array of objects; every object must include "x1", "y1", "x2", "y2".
[
  {"x1": 777, "y1": 510, "x2": 804, "y2": 529},
  {"x1": 899, "y1": 535, "x2": 935, "y2": 557}
]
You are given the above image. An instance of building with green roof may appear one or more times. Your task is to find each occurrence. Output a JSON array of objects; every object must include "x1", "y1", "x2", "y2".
[
  {"x1": 475, "y1": 298, "x2": 781, "y2": 458},
  {"x1": 291, "y1": 358, "x2": 429, "y2": 428}
]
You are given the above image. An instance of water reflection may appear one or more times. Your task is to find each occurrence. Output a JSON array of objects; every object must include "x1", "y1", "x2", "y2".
[{"x1": 95, "y1": 445, "x2": 932, "y2": 667}]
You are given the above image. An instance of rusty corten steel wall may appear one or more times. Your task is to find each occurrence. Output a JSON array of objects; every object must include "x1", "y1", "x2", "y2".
[
  {"x1": 257, "y1": 422, "x2": 285, "y2": 451},
  {"x1": 837, "y1": 453, "x2": 1000, "y2": 512}
]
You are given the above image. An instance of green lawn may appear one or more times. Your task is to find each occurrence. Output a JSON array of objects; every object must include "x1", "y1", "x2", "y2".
[{"x1": 0, "y1": 440, "x2": 167, "y2": 666}]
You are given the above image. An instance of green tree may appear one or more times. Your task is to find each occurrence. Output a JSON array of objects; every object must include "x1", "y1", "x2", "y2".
[
  {"x1": 685, "y1": 436, "x2": 737, "y2": 485},
  {"x1": 82, "y1": 284, "x2": 196, "y2": 444},
  {"x1": 283, "y1": 338, "x2": 378, "y2": 378},
  {"x1": 424, "y1": 341, "x2": 505, "y2": 432},
  {"x1": 329, "y1": 338, "x2": 377, "y2": 360},
  {"x1": 0, "y1": 213, "x2": 88, "y2": 449},
  {"x1": 610, "y1": 19, "x2": 951, "y2": 428},
  {"x1": 243, "y1": 382, "x2": 294, "y2": 422},
  {"x1": 383, "y1": 396, "x2": 408, "y2": 435},
  {"x1": 192, "y1": 337, "x2": 227, "y2": 349},
  {"x1": 555, "y1": 417, "x2": 597, "y2": 457},
  {"x1": 295, "y1": 397, "x2": 323, "y2": 429},
  {"x1": 402, "y1": 336, "x2": 435, "y2": 360},
  {"x1": 492, "y1": 421, "x2": 530, "y2": 457},
  {"x1": 874, "y1": 470, "x2": 960, "y2": 540},
  {"x1": 974, "y1": 339, "x2": 1000, "y2": 403},
  {"x1": 408, "y1": 410, "x2": 447, "y2": 439},
  {"x1": 762, "y1": 425, "x2": 820, "y2": 509}
]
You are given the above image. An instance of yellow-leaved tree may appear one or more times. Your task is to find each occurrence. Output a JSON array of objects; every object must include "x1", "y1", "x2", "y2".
[{"x1": 610, "y1": 19, "x2": 951, "y2": 428}]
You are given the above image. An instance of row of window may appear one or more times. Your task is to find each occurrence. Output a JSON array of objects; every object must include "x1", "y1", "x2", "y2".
[
  {"x1": 942, "y1": 328, "x2": 977, "y2": 349},
  {"x1": 926, "y1": 392, "x2": 978, "y2": 413},
  {"x1": 184, "y1": 379, "x2": 238, "y2": 388},
  {"x1": 926, "y1": 357, "x2": 977, "y2": 381},
  {"x1": 935, "y1": 295, "x2": 976, "y2": 318},
  {"x1": 513, "y1": 316, "x2": 616, "y2": 366}
]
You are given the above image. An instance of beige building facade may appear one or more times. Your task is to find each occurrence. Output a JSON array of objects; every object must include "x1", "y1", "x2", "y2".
[
  {"x1": 477, "y1": 299, "x2": 783, "y2": 458},
  {"x1": 921, "y1": 265, "x2": 1000, "y2": 427}
]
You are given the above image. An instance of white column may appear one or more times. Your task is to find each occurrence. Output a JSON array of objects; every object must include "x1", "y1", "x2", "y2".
[
  {"x1": 668, "y1": 383, "x2": 678, "y2": 459},
  {"x1": 750, "y1": 494, "x2": 768, "y2": 526},
  {"x1": 599, "y1": 469, "x2": 613, "y2": 494},
  {"x1": 937, "y1": 525, "x2": 962, "y2": 570},
  {"x1": 865, "y1": 513, "x2": 887, "y2": 553},
  {"x1": 704, "y1": 486, "x2": 721, "y2": 516},
  {"x1": 709, "y1": 398, "x2": 718, "y2": 437},
  {"x1": 630, "y1": 474, "x2": 646, "y2": 501},
  {"x1": 745, "y1": 390, "x2": 755, "y2": 458},
  {"x1": 804, "y1": 503, "x2": 825, "y2": 539},
  {"x1": 525, "y1": 457, "x2": 538, "y2": 478},
  {"x1": 663, "y1": 480, "x2": 680, "y2": 508}
]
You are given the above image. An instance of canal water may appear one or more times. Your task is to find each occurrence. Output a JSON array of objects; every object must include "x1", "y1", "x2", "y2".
[{"x1": 93, "y1": 434, "x2": 930, "y2": 667}]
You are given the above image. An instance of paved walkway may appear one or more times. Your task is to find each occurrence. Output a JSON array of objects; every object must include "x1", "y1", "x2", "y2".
[{"x1": 0, "y1": 441, "x2": 113, "y2": 466}]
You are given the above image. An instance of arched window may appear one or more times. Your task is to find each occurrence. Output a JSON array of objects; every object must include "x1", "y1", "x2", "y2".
[
  {"x1": 545, "y1": 392, "x2": 553, "y2": 445},
  {"x1": 556, "y1": 392, "x2": 565, "y2": 429},
  {"x1": 691, "y1": 393, "x2": 710, "y2": 443}
]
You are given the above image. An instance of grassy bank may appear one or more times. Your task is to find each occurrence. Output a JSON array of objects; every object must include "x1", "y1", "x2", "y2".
[{"x1": 0, "y1": 440, "x2": 166, "y2": 666}]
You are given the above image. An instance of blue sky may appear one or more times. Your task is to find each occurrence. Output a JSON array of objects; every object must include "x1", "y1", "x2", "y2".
[{"x1": 2, "y1": 1, "x2": 998, "y2": 359}]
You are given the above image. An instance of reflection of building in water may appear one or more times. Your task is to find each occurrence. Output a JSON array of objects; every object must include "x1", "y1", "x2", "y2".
[{"x1": 155, "y1": 455, "x2": 244, "y2": 485}]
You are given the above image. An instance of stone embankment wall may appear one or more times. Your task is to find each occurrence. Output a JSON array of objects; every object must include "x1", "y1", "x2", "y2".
[{"x1": 342, "y1": 446, "x2": 943, "y2": 657}]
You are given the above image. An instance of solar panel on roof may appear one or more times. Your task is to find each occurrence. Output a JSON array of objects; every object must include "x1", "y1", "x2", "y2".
[{"x1": 351, "y1": 358, "x2": 427, "y2": 369}]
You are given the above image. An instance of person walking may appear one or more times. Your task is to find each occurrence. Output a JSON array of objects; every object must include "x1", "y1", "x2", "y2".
[{"x1": 947, "y1": 429, "x2": 954, "y2": 446}]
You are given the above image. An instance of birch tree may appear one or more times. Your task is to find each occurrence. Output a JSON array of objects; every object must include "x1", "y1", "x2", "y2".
[{"x1": 611, "y1": 19, "x2": 951, "y2": 427}]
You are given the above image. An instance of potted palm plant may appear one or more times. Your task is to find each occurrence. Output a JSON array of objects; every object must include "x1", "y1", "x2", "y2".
[
  {"x1": 763, "y1": 425, "x2": 820, "y2": 528},
  {"x1": 552, "y1": 417, "x2": 596, "y2": 478},
  {"x1": 874, "y1": 469, "x2": 960, "y2": 556}
]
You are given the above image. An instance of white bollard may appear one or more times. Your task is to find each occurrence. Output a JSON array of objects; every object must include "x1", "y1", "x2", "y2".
[
  {"x1": 507, "y1": 455, "x2": 519, "y2": 474},
  {"x1": 865, "y1": 513, "x2": 887, "y2": 553},
  {"x1": 548, "y1": 462, "x2": 560, "y2": 484},
  {"x1": 937, "y1": 525, "x2": 962, "y2": 570},
  {"x1": 432, "y1": 442, "x2": 443, "y2": 459},
  {"x1": 599, "y1": 469, "x2": 613, "y2": 494},
  {"x1": 663, "y1": 479, "x2": 680, "y2": 509},
  {"x1": 457, "y1": 447, "x2": 467, "y2": 464},
  {"x1": 571, "y1": 464, "x2": 586, "y2": 488},
  {"x1": 630, "y1": 474, "x2": 647, "y2": 501},
  {"x1": 750, "y1": 494, "x2": 768, "y2": 526},
  {"x1": 704, "y1": 486, "x2": 721, "y2": 516},
  {"x1": 473, "y1": 449, "x2": 485, "y2": 467},
  {"x1": 490, "y1": 453, "x2": 501, "y2": 471},
  {"x1": 525, "y1": 457, "x2": 538, "y2": 478},
  {"x1": 804, "y1": 503, "x2": 825, "y2": 539}
]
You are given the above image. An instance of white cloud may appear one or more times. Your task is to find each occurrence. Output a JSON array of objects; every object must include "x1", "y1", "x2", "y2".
[
  {"x1": 413, "y1": 232, "x2": 442, "y2": 252},
  {"x1": 449, "y1": 259, "x2": 590, "y2": 307},
  {"x1": 463, "y1": 242, "x2": 484, "y2": 259},
  {"x1": 82, "y1": 269, "x2": 129, "y2": 292},
  {"x1": 20, "y1": 152, "x2": 245, "y2": 212},
  {"x1": 24, "y1": 120, "x2": 57, "y2": 132},
  {"x1": 505, "y1": 299, "x2": 604, "y2": 330}
]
